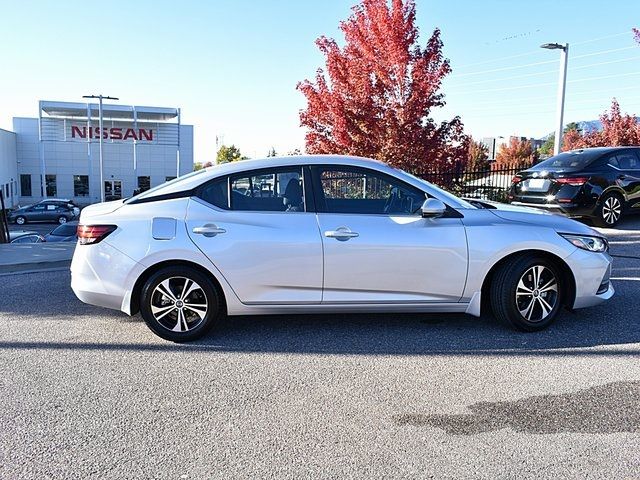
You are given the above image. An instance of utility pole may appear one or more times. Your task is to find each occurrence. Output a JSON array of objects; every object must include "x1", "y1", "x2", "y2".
[
  {"x1": 82, "y1": 94, "x2": 119, "y2": 202},
  {"x1": 541, "y1": 43, "x2": 569, "y2": 156}
]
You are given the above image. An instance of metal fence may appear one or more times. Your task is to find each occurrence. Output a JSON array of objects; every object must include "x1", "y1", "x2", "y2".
[{"x1": 415, "y1": 166, "x2": 522, "y2": 202}]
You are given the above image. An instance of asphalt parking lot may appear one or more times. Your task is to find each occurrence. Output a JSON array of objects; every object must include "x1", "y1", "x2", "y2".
[{"x1": 1, "y1": 218, "x2": 639, "y2": 479}]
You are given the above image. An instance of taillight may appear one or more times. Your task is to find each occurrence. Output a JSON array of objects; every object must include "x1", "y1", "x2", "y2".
[
  {"x1": 555, "y1": 177, "x2": 589, "y2": 186},
  {"x1": 77, "y1": 225, "x2": 117, "y2": 245},
  {"x1": 511, "y1": 176, "x2": 522, "y2": 184}
]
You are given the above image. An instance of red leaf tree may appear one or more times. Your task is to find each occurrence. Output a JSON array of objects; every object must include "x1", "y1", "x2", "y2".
[
  {"x1": 563, "y1": 99, "x2": 640, "y2": 150},
  {"x1": 297, "y1": 0, "x2": 468, "y2": 173},
  {"x1": 494, "y1": 138, "x2": 538, "y2": 170}
]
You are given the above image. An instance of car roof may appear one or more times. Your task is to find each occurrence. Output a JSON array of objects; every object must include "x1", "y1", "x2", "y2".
[
  {"x1": 129, "y1": 155, "x2": 389, "y2": 202},
  {"x1": 9, "y1": 230, "x2": 38, "y2": 239}
]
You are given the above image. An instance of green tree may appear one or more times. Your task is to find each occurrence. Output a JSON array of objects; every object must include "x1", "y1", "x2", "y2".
[
  {"x1": 216, "y1": 145, "x2": 247, "y2": 164},
  {"x1": 538, "y1": 123, "x2": 580, "y2": 157}
]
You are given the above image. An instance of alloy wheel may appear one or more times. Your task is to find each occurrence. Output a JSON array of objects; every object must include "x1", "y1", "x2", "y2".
[
  {"x1": 602, "y1": 196, "x2": 622, "y2": 225},
  {"x1": 150, "y1": 277, "x2": 208, "y2": 332},
  {"x1": 515, "y1": 265, "x2": 559, "y2": 323}
]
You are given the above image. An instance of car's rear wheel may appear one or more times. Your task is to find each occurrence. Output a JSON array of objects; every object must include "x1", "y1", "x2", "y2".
[
  {"x1": 490, "y1": 255, "x2": 563, "y2": 331},
  {"x1": 15, "y1": 216, "x2": 26, "y2": 225},
  {"x1": 58, "y1": 216, "x2": 68, "y2": 224},
  {"x1": 594, "y1": 192, "x2": 623, "y2": 228},
  {"x1": 139, "y1": 266, "x2": 221, "y2": 342}
]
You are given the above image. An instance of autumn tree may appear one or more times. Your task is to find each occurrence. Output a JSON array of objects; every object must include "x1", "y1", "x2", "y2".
[
  {"x1": 539, "y1": 122, "x2": 580, "y2": 156},
  {"x1": 563, "y1": 99, "x2": 640, "y2": 150},
  {"x1": 216, "y1": 145, "x2": 247, "y2": 164},
  {"x1": 466, "y1": 140, "x2": 490, "y2": 171},
  {"x1": 297, "y1": 0, "x2": 468, "y2": 173},
  {"x1": 494, "y1": 138, "x2": 538, "y2": 170}
]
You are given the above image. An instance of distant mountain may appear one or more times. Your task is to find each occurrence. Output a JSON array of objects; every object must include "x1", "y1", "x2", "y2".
[{"x1": 574, "y1": 120, "x2": 602, "y2": 133}]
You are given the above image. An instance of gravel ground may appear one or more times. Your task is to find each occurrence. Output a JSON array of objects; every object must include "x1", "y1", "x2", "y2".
[{"x1": 0, "y1": 218, "x2": 639, "y2": 479}]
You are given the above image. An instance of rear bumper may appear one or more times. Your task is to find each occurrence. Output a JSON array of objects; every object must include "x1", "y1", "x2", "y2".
[
  {"x1": 71, "y1": 241, "x2": 140, "y2": 312},
  {"x1": 510, "y1": 201, "x2": 595, "y2": 218}
]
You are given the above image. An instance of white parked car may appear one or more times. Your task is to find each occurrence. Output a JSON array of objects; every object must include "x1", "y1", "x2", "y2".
[{"x1": 71, "y1": 156, "x2": 614, "y2": 342}]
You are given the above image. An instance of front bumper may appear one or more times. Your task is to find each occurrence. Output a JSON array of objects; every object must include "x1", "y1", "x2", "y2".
[{"x1": 565, "y1": 248, "x2": 614, "y2": 309}]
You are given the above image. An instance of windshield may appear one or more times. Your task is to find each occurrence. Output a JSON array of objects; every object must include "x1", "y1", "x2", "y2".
[
  {"x1": 532, "y1": 150, "x2": 601, "y2": 171},
  {"x1": 397, "y1": 168, "x2": 477, "y2": 209},
  {"x1": 52, "y1": 224, "x2": 77, "y2": 236}
]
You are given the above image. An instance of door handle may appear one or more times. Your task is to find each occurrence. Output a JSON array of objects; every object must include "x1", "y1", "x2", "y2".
[
  {"x1": 193, "y1": 224, "x2": 226, "y2": 237},
  {"x1": 324, "y1": 227, "x2": 359, "y2": 241}
]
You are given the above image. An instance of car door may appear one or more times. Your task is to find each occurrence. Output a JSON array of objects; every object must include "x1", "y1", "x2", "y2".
[
  {"x1": 614, "y1": 151, "x2": 640, "y2": 208},
  {"x1": 186, "y1": 165, "x2": 324, "y2": 304},
  {"x1": 311, "y1": 165, "x2": 468, "y2": 303},
  {"x1": 27, "y1": 204, "x2": 46, "y2": 221}
]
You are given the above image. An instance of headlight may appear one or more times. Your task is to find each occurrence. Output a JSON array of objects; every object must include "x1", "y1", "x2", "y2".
[{"x1": 561, "y1": 234, "x2": 608, "y2": 252}]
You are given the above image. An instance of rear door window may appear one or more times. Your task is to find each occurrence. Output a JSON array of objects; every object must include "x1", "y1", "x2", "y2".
[
  {"x1": 615, "y1": 152, "x2": 640, "y2": 170},
  {"x1": 229, "y1": 167, "x2": 305, "y2": 212}
]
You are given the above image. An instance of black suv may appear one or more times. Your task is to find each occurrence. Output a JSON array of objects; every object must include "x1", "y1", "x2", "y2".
[{"x1": 509, "y1": 147, "x2": 640, "y2": 227}]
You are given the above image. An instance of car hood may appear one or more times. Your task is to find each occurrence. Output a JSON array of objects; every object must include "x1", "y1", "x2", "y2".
[
  {"x1": 79, "y1": 199, "x2": 125, "y2": 221},
  {"x1": 487, "y1": 202, "x2": 600, "y2": 236}
]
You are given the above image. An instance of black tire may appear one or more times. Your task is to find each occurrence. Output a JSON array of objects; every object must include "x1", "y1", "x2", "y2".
[
  {"x1": 58, "y1": 216, "x2": 68, "y2": 225},
  {"x1": 139, "y1": 266, "x2": 221, "y2": 342},
  {"x1": 593, "y1": 192, "x2": 624, "y2": 228},
  {"x1": 490, "y1": 254, "x2": 563, "y2": 332},
  {"x1": 15, "y1": 216, "x2": 26, "y2": 225}
]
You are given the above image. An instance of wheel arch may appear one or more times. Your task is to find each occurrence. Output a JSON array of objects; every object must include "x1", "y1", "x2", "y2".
[
  {"x1": 129, "y1": 259, "x2": 228, "y2": 316},
  {"x1": 600, "y1": 185, "x2": 627, "y2": 203},
  {"x1": 480, "y1": 249, "x2": 576, "y2": 315}
]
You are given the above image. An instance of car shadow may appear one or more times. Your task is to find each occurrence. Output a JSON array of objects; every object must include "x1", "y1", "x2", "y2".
[{"x1": 1, "y1": 270, "x2": 639, "y2": 356}]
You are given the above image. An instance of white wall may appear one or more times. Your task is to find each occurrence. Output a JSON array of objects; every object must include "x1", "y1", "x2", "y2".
[
  {"x1": 0, "y1": 128, "x2": 18, "y2": 208},
  {"x1": 13, "y1": 117, "x2": 194, "y2": 205}
]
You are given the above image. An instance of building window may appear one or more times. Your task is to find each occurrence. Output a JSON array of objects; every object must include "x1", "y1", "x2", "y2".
[
  {"x1": 4, "y1": 184, "x2": 8, "y2": 199},
  {"x1": 137, "y1": 176, "x2": 151, "y2": 192},
  {"x1": 45, "y1": 174, "x2": 57, "y2": 197},
  {"x1": 20, "y1": 175, "x2": 31, "y2": 196},
  {"x1": 165, "y1": 176, "x2": 176, "y2": 182},
  {"x1": 74, "y1": 175, "x2": 89, "y2": 197}
]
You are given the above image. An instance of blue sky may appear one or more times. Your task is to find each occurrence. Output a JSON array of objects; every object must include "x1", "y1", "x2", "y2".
[{"x1": 0, "y1": 0, "x2": 638, "y2": 162}]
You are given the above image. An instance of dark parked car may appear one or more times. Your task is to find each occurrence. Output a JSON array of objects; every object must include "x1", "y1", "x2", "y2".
[
  {"x1": 8, "y1": 203, "x2": 76, "y2": 225},
  {"x1": 44, "y1": 221, "x2": 79, "y2": 242},
  {"x1": 509, "y1": 147, "x2": 640, "y2": 227},
  {"x1": 9, "y1": 230, "x2": 45, "y2": 244},
  {"x1": 38, "y1": 198, "x2": 81, "y2": 216}
]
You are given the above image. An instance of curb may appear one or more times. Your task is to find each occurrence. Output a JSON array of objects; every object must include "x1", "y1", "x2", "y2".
[{"x1": 0, "y1": 260, "x2": 71, "y2": 276}]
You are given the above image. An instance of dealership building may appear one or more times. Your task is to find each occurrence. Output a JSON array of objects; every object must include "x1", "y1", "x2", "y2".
[{"x1": 0, "y1": 100, "x2": 193, "y2": 208}]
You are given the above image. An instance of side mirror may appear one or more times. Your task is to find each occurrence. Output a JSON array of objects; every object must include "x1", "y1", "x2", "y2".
[{"x1": 421, "y1": 198, "x2": 446, "y2": 218}]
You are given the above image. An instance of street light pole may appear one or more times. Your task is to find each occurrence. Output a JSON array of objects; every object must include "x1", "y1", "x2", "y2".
[
  {"x1": 82, "y1": 94, "x2": 119, "y2": 202},
  {"x1": 541, "y1": 43, "x2": 569, "y2": 156}
]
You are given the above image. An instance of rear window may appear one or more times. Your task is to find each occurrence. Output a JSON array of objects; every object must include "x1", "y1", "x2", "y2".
[
  {"x1": 52, "y1": 224, "x2": 77, "y2": 236},
  {"x1": 533, "y1": 150, "x2": 602, "y2": 171}
]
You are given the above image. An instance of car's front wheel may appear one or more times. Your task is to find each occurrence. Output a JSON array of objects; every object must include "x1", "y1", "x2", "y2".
[
  {"x1": 57, "y1": 216, "x2": 68, "y2": 224},
  {"x1": 490, "y1": 255, "x2": 563, "y2": 331},
  {"x1": 139, "y1": 266, "x2": 221, "y2": 342},
  {"x1": 15, "y1": 216, "x2": 26, "y2": 225}
]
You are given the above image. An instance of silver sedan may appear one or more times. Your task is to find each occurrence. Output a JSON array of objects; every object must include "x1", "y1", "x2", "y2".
[{"x1": 70, "y1": 156, "x2": 614, "y2": 342}]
